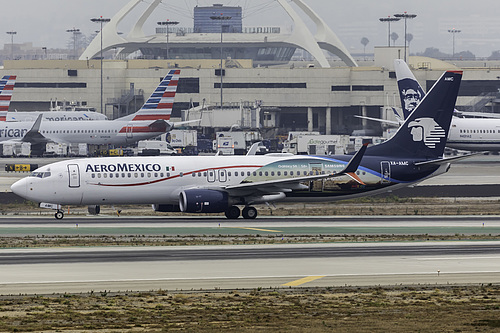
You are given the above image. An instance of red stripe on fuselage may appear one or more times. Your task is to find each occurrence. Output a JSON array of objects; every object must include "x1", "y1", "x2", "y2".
[
  {"x1": 131, "y1": 115, "x2": 171, "y2": 121},
  {"x1": 118, "y1": 126, "x2": 166, "y2": 133}
]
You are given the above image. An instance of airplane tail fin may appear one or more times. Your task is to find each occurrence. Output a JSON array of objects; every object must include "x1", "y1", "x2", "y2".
[
  {"x1": 366, "y1": 70, "x2": 462, "y2": 159},
  {"x1": 120, "y1": 69, "x2": 180, "y2": 122},
  {"x1": 0, "y1": 75, "x2": 16, "y2": 121},
  {"x1": 394, "y1": 59, "x2": 425, "y2": 119}
]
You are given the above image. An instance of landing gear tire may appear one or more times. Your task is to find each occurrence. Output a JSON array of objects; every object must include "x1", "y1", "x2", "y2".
[
  {"x1": 242, "y1": 206, "x2": 258, "y2": 219},
  {"x1": 225, "y1": 206, "x2": 240, "y2": 219},
  {"x1": 55, "y1": 211, "x2": 64, "y2": 220},
  {"x1": 88, "y1": 205, "x2": 101, "y2": 215}
]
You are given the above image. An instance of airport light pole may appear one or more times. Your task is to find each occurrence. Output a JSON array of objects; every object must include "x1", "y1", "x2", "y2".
[
  {"x1": 157, "y1": 20, "x2": 179, "y2": 60},
  {"x1": 379, "y1": 16, "x2": 400, "y2": 47},
  {"x1": 210, "y1": 14, "x2": 231, "y2": 112},
  {"x1": 448, "y1": 28, "x2": 461, "y2": 58},
  {"x1": 6, "y1": 31, "x2": 17, "y2": 60},
  {"x1": 394, "y1": 12, "x2": 416, "y2": 62},
  {"x1": 91, "y1": 16, "x2": 111, "y2": 115},
  {"x1": 66, "y1": 28, "x2": 81, "y2": 60}
]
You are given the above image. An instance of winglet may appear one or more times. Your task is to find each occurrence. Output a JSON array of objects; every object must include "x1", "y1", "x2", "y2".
[
  {"x1": 22, "y1": 114, "x2": 49, "y2": 143},
  {"x1": 339, "y1": 142, "x2": 368, "y2": 174}
]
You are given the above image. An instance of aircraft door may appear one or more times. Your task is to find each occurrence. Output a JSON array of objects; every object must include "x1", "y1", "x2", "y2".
[
  {"x1": 67, "y1": 164, "x2": 80, "y2": 188},
  {"x1": 309, "y1": 163, "x2": 323, "y2": 192},
  {"x1": 125, "y1": 124, "x2": 133, "y2": 138},
  {"x1": 219, "y1": 169, "x2": 227, "y2": 182},
  {"x1": 380, "y1": 161, "x2": 391, "y2": 184},
  {"x1": 207, "y1": 169, "x2": 216, "y2": 183}
]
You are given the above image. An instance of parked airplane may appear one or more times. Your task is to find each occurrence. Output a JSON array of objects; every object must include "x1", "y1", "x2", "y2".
[
  {"x1": 12, "y1": 70, "x2": 468, "y2": 220},
  {"x1": 395, "y1": 59, "x2": 500, "y2": 151},
  {"x1": 0, "y1": 75, "x2": 107, "y2": 122},
  {"x1": 0, "y1": 70, "x2": 180, "y2": 146}
]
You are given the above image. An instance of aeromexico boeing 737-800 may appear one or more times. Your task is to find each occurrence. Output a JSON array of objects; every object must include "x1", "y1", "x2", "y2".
[
  {"x1": 0, "y1": 70, "x2": 180, "y2": 146},
  {"x1": 12, "y1": 70, "x2": 467, "y2": 220}
]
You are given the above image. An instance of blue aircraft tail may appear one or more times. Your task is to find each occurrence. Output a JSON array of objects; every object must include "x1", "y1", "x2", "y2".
[{"x1": 365, "y1": 70, "x2": 462, "y2": 159}]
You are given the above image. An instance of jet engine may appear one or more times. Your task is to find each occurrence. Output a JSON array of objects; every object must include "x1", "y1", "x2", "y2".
[{"x1": 179, "y1": 189, "x2": 229, "y2": 213}]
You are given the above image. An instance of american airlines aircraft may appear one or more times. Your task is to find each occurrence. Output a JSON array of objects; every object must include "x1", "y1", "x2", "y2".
[
  {"x1": 0, "y1": 70, "x2": 180, "y2": 146},
  {"x1": 12, "y1": 70, "x2": 468, "y2": 220},
  {"x1": 0, "y1": 75, "x2": 107, "y2": 122},
  {"x1": 395, "y1": 59, "x2": 500, "y2": 151}
]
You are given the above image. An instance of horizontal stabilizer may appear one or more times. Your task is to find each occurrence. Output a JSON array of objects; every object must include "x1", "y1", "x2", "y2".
[{"x1": 413, "y1": 152, "x2": 484, "y2": 167}]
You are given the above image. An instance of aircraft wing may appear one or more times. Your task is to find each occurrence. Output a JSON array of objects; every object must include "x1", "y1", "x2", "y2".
[
  {"x1": 171, "y1": 119, "x2": 201, "y2": 128},
  {"x1": 224, "y1": 143, "x2": 368, "y2": 195},
  {"x1": 413, "y1": 152, "x2": 484, "y2": 167},
  {"x1": 354, "y1": 115, "x2": 400, "y2": 126},
  {"x1": 21, "y1": 114, "x2": 51, "y2": 144}
]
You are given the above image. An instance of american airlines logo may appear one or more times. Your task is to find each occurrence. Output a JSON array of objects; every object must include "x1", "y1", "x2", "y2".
[{"x1": 408, "y1": 118, "x2": 445, "y2": 148}]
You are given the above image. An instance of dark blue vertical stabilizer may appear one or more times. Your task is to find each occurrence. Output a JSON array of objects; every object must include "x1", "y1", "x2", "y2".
[{"x1": 366, "y1": 70, "x2": 462, "y2": 159}]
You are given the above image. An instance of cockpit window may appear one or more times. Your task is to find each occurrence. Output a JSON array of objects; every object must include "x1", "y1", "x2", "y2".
[{"x1": 30, "y1": 172, "x2": 51, "y2": 178}]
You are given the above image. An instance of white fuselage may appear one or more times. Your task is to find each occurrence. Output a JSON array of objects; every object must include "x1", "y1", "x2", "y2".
[
  {"x1": 447, "y1": 117, "x2": 500, "y2": 151},
  {"x1": 0, "y1": 119, "x2": 165, "y2": 145}
]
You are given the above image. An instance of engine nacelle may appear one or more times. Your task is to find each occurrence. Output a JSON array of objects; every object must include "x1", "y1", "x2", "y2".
[
  {"x1": 152, "y1": 204, "x2": 180, "y2": 212},
  {"x1": 179, "y1": 189, "x2": 229, "y2": 213}
]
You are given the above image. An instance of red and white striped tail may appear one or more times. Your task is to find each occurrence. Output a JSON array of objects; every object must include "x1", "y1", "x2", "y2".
[
  {"x1": 0, "y1": 75, "x2": 16, "y2": 121},
  {"x1": 132, "y1": 69, "x2": 180, "y2": 121}
]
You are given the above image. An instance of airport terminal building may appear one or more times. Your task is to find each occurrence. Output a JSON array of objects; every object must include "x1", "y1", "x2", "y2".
[{"x1": 2, "y1": 1, "x2": 500, "y2": 137}]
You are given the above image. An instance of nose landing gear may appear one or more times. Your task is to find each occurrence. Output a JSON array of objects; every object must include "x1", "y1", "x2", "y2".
[{"x1": 55, "y1": 211, "x2": 64, "y2": 220}]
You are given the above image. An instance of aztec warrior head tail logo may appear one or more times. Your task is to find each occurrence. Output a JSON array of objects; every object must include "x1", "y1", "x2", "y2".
[
  {"x1": 401, "y1": 87, "x2": 422, "y2": 113},
  {"x1": 407, "y1": 118, "x2": 445, "y2": 148}
]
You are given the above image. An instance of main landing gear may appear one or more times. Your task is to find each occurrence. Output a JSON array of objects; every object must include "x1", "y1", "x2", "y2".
[
  {"x1": 55, "y1": 210, "x2": 64, "y2": 220},
  {"x1": 224, "y1": 206, "x2": 258, "y2": 219}
]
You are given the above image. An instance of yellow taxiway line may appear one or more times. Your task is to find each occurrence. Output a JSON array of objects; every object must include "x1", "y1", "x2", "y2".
[
  {"x1": 282, "y1": 276, "x2": 326, "y2": 287},
  {"x1": 228, "y1": 227, "x2": 282, "y2": 233}
]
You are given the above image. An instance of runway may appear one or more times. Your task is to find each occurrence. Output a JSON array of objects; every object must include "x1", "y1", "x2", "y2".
[
  {"x1": 1, "y1": 215, "x2": 500, "y2": 235},
  {"x1": 0, "y1": 242, "x2": 498, "y2": 295},
  {"x1": 0, "y1": 216, "x2": 499, "y2": 295}
]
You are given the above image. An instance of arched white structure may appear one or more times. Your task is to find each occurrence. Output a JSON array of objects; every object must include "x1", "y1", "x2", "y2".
[{"x1": 80, "y1": 0, "x2": 357, "y2": 68}]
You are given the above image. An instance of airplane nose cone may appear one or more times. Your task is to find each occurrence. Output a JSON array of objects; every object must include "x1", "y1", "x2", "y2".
[{"x1": 10, "y1": 178, "x2": 27, "y2": 198}]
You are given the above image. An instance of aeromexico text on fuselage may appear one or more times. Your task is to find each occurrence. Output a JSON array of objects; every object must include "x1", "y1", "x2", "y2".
[{"x1": 86, "y1": 163, "x2": 162, "y2": 173}]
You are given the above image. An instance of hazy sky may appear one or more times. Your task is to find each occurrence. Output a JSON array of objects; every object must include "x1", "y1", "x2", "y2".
[{"x1": 2, "y1": 0, "x2": 500, "y2": 57}]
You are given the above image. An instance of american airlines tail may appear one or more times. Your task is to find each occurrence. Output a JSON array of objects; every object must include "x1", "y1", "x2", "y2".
[
  {"x1": 0, "y1": 75, "x2": 16, "y2": 121},
  {"x1": 119, "y1": 69, "x2": 180, "y2": 122},
  {"x1": 366, "y1": 70, "x2": 462, "y2": 159}
]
